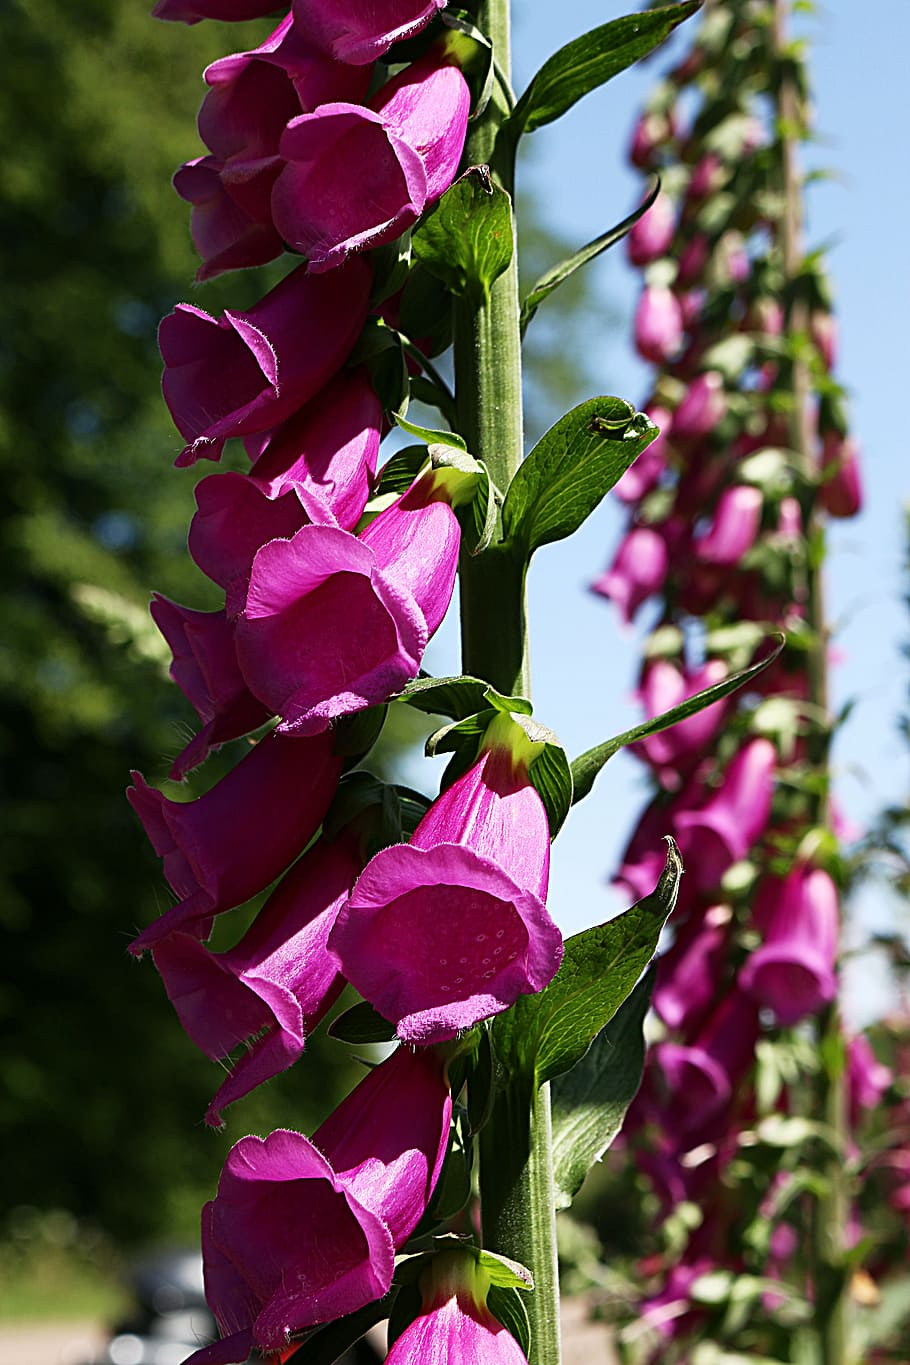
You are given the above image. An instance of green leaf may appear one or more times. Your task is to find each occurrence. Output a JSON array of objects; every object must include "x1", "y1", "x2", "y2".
[
  {"x1": 550, "y1": 970, "x2": 653, "y2": 1209},
  {"x1": 394, "y1": 673, "x2": 493, "y2": 719},
  {"x1": 492, "y1": 840, "x2": 681, "y2": 1085},
  {"x1": 487, "y1": 1284, "x2": 532, "y2": 1360},
  {"x1": 376, "y1": 443, "x2": 429, "y2": 496},
  {"x1": 412, "y1": 165, "x2": 514, "y2": 304},
  {"x1": 467, "y1": 458, "x2": 500, "y2": 556},
  {"x1": 327, "y1": 1000, "x2": 398, "y2": 1045},
  {"x1": 428, "y1": 1109, "x2": 474, "y2": 1221},
  {"x1": 570, "y1": 636, "x2": 785, "y2": 804},
  {"x1": 529, "y1": 739, "x2": 573, "y2": 839},
  {"x1": 501, "y1": 397, "x2": 658, "y2": 556},
  {"x1": 283, "y1": 1295, "x2": 391, "y2": 1363},
  {"x1": 393, "y1": 411, "x2": 467, "y2": 451},
  {"x1": 510, "y1": 3, "x2": 701, "y2": 135},
  {"x1": 520, "y1": 177, "x2": 660, "y2": 334}
]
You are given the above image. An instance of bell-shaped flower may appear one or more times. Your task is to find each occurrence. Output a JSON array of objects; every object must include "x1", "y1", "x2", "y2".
[
  {"x1": 271, "y1": 48, "x2": 470, "y2": 271},
  {"x1": 159, "y1": 257, "x2": 372, "y2": 465},
  {"x1": 626, "y1": 194, "x2": 676, "y2": 267},
  {"x1": 628, "y1": 109, "x2": 676, "y2": 169},
  {"x1": 329, "y1": 712, "x2": 564, "y2": 1043},
  {"x1": 186, "y1": 1046, "x2": 452, "y2": 1364},
  {"x1": 819, "y1": 432, "x2": 863, "y2": 519},
  {"x1": 694, "y1": 486, "x2": 763, "y2": 565},
  {"x1": 292, "y1": 0, "x2": 448, "y2": 64},
  {"x1": 173, "y1": 156, "x2": 285, "y2": 281},
  {"x1": 738, "y1": 866, "x2": 839, "y2": 1026},
  {"x1": 386, "y1": 1249, "x2": 529, "y2": 1364},
  {"x1": 233, "y1": 466, "x2": 462, "y2": 735},
  {"x1": 591, "y1": 524, "x2": 669, "y2": 623},
  {"x1": 634, "y1": 285, "x2": 683, "y2": 363},
  {"x1": 151, "y1": 834, "x2": 359, "y2": 1126},
  {"x1": 631, "y1": 657, "x2": 729, "y2": 781},
  {"x1": 613, "y1": 405, "x2": 671, "y2": 504},
  {"x1": 150, "y1": 595, "x2": 270, "y2": 780},
  {"x1": 671, "y1": 370, "x2": 726, "y2": 442},
  {"x1": 128, "y1": 729, "x2": 342, "y2": 953},
  {"x1": 674, "y1": 739, "x2": 776, "y2": 892},
  {"x1": 653, "y1": 987, "x2": 760, "y2": 1138},
  {"x1": 653, "y1": 906, "x2": 730, "y2": 1033},
  {"x1": 847, "y1": 1034, "x2": 892, "y2": 1123},
  {"x1": 152, "y1": 0, "x2": 286, "y2": 22}
]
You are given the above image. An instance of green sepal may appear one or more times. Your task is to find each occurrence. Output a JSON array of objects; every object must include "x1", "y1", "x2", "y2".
[
  {"x1": 399, "y1": 264, "x2": 453, "y2": 357},
  {"x1": 491, "y1": 839, "x2": 682, "y2": 1086},
  {"x1": 394, "y1": 411, "x2": 467, "y2": 451},
  {"x1": 412, "y1": 165, "x2": 514, "y2": 305},
  {"x1": 528, "y1": 738, "x2": 573, "y2": 838},
  {"x1": 501, "y1": 397, "x2": 658, "y2": 557},
  {"x1": 550, "y1": 969, "x2": 654, "y2": 1209},
  {"x1": 520, "y1": 177, "x2": 660, "y2": 334},
  {"x1": 487, "y1": 1285, "x2": 532, "y2": 1360},
  {"x1": 394, "y1": 673, "x2": 494, "y2": 720},
  {"x1": 281, "y1": 1294, "x2": 392, "y2": 1363},
  {"x1": 465, "y1": 457, "x2": 500, "y2": 556},
  {"x1": 476, "y1": 1248, "x2": 534, "y2": 1291},
  {"x1": 327, "y1": 1000, "x2": 398, "y2": 1045},
  {"x1": 376, "y1": 444, "x2": 430, "y2": 497},
  {"x1": 509, "y1": 2, "x2": 701, "y2": 135},
  {"x1": 570, "y1": 636, "x2": 784, "y2": 803}
]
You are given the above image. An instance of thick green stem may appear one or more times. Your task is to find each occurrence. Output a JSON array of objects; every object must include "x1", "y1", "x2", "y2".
[
  {"x1": 775, "y1": 4, "x2": 848, "y2": 1360},
  {"x1": 452, "y1": 2, "x2": 561, "y2": 1360}
]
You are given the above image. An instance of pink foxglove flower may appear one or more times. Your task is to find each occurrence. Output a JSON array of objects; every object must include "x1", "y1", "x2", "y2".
[
  {"x1": 150, "y1": 595, "x2": 270, "y2": 780},
  {"x1": 626, "y1": 194, "x2": 676, "y2": 266},
  {"x1": 234, "y1": 468, "x2": 461, "y2": 735},
  {"x1": 634, "y1": 285, "x2": 683, "y2": 363},
  {"x1": 654, "y1": 988, "x2": 760, "y2": 1137},
  {"x1": 329, "y1": 713, "x2": 563, "y2": 1043},
  {"x1": 819, "y1": 432, "x2": 863, "y2": 518},
  {"x1": 152, "y1": 834, "x2": 359, "y2": 1126},
  {"x1": 128, "y1": 729, "x2": 342, "y2": 952},
  {"x1": 187, "y1": 1046, "x2": 451, "y2": 1364},
  {"x1": 160, "y1": 258, "x2": 372, "y2": 465},
  {"x1": 386, "y1": 1250, "x2": 529, "y2": 1364},
  {"x1": 847, "y1": 1034, "x2": 891, "y2": 1118},
  {"x1": 674, "y1": 738, "x2": 776, "y2": 891},
  {"x1": 591, "y1": 525, "x2": 669, "y2": 623},
  {"x1": 173, "y1": 156, "x2": 285, "y2": 281},
  {"x1": 272, "y1": 49, "x2": 470, "y2": 271},
  {"x1": 694, "y1": 485, "x2": 763, "y2": 565},
  {"x1": 653, "y1": 907, "x2": 730, "y2": 1033},
  {"x1": 632, "y1": 657, "x2": 729, "y2": 779},
  {"x1": 670, "y1": 370, "x2": 726, "y2": 442},
  {"x1": 739, "y1": 866, "x2": 839, "y2": 1026},
  {"x1": 292, "y1": 0, "x2": 448, "y2": 64}
]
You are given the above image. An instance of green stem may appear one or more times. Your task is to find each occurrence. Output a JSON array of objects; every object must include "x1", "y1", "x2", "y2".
[{"x1": 452, "y1": 3, "x2": 561, "y2": 1360}]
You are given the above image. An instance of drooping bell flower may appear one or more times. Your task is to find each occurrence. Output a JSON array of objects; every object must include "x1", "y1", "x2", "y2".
[
  {"x1": 652, "y1": 906, "x2": 731, "y2": 1033},
  {"x1": 152, "y1": 0, "x2": 286, "y2": 22},
  {"x1": 626, "y1": 194, "x2": 676, "y2": 266},
  {"x1": 271, "y1": 47, "x2": 470, "y2": 271},
  {"x1": 738, "y1": 866, "x2": 839, "y2": 1026},
  {"x1": 128, "y1": 728, "x2": 342, "y2": 953},
  {"x1": 671, "y1": 370, "x2": 726, "y2": 442},
  {"x1": 687, "y1": 152, "x2": 724, "y2": 201},
  {"x1": 653, "y1": 987, "x2": 760, "y2": 1138},
  {"x1": 385, "y1": 1249, "x2": 529, "y2": 1364},
  {"x1": 819, "y1": 432, "x2": 863, "y2": 519},
  {"x1": 847, "y1": 1034, "x2": 892, "y2": 1123},
  {"x1": 591, "y1": 524, "x2": 669, "y2": 623},
  {"x1": 613, "y1": 405, "x2": 671, "y2": 504},
  {"x1": 634, "y1": 285, "x2": 683, "y2": 363},
  {"x1": 160, "y1": 257, "x2": 372, "y2": 466},
  {"x1": 233, "y1": 464, "x2": 464, "y2": 735},
  {"x1": 628, "y1": 109, "x2": 676, "y2": 170},
  {"x1": 292, "y1": 0, "x2": 448, "y2": 64},
  {"x1": 631, "y1": 656, "x2": 729, "y2": 781},
  {"x1": 329, "y1": 711, "x2": 564, "y2": 1043},
  {"x1": 151, "y1": 833, "x2": 359, "y2": 1126},
  {"x1": 694, "y1": 485, "x2": 764, "y2": 566},
  {"x1": 186, "y1": 1046, "x2": 452, "y2": 1364},
  {"x1": 674, "y1": 738, "x2": 776, "y2": 892},
  {"x1": 676, "y1": 232, "x2": 710, "y2": 286},
  {"x1": 173, "y1": 156, "x2": 286, "y2": 282},
  {"x1": 150, "y1": 595, "x2": 270, "y2": 780}
]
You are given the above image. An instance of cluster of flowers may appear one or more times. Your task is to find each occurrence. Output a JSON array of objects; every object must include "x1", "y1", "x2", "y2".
[
  {"x1": 130, "y1": 3, "x2": 562, "y2": 1360},
  {"x1": 590, "y1": 2, "x2": 878, "y2": 1352}
]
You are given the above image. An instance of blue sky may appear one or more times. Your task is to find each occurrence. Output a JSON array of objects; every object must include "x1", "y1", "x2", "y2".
[{"x1": 420, "y1": 1, "x2": 909, "y2": 1017}]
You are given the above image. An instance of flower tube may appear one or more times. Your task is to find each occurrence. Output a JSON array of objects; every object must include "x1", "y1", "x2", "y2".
[
  {"x1": 738, "y1": 865, "x2": 839, "y2": 1026},
  {"x1": 386, "y1": 1249, "x2": 529, "y2": 1364}
]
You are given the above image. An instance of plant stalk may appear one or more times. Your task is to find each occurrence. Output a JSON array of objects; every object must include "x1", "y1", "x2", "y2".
[{"x1": 452, "y1": 3, "x2": 561, "y2": 1361}]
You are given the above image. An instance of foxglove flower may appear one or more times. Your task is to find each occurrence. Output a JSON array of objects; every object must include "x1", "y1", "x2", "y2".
[
  {"x1": 739, "y1": 866, "x2": 839, "y2": 1025},
  {"x1": 329, "y1": 712, "x2": 563, "y2": 1042},
  {"x1": 160, "y1": 257, "x2": 372, "y2": 465},
  {"x1": 631, "y1": 656, "x2": 729, "y2": 780},
  {"x1": 592, "y1": 524, "x2": 670, "y2": 623},
  {"x1": 671, "y1": 370, "x2": 726, "y2": 442},
  {"x1": 613, "y1": 405, "x2": 671, "y2": 504},
  {"x1": 634, "y1": 285, "x2": 683, "y2": 363},
  {"x1": 152, "y1": 834, "x2": 359, "y2": 1126},
  {"x1": 234, "y1": 467, "x2": 461, "y2": 735},
  {"x1": 626, "y1": 194, "x2": 676, "y2": 266},
  {"x1": 674, "y1": 738, "x2": 776, "y2": 891},
  {"x1": 653, "y1": 988, "x2": 760, "y2": 1138},
  {"x1": 150, "y1": 595, "x2": 270, "y2": 780},
  {"x1": 187, "y1": 1046, "x2": 451, "y2": 1364},
  {"x1": 272, "y1": 49, "x2": 470, "y2": 271},
  {"x1": 653, "y1": 907, "x2": 730, "y2": 1032},
  {"x1": 386, "y1": 1250, "x2": 529, "y2": 1364},
  {"x1": 819, "y1": 432, "x2": 863, "y2": 518},
  {"x1": 694, "y1": 485, "x2": 763, "y2": 565},
  {"x1": 173, "y1": 156, "x2": 285, "y2": 281},
  {"x1": 293, "y1": 0, "x2": 448, "y2": 65},
  {"x1": 128, "y1": 729, "x2": 342, "y2": 952}
]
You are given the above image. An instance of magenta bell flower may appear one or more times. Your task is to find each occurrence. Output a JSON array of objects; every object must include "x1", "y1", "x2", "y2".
[
  {"x1": 386, "y1": 1250, "x2": 529, "y2": 1365},
  {"x1": 234, "y1": 467, "x2": 461, "y2": 735},
  {"x1": 653, "y1": 907, "x2": 730, "y2": 1033},
  {"x1": 152, "y1": 834, "x2": 359, "y2": 1126},
  {"x1": 272, "y1": 49, "x2": 470, "y2": 272},
  {"x1": 152, "y1": 0, "x2": 285, "y2": 22},
  {"x1": 653, "y1": 987, "x2": 760, "y2": 1137},
  {"x1": 739, "y1": 866, "x2": 839, "y2": 1026},
  {"x1": 128, "y1": 729, "x2": 342, "y2": 953},
  {"x1": 694, "y1": 485, "x2": 764, "y2": 565},
  {"x1": 591, "y1": 525, "x2": 669, "y2": 624},
  {"x1": 671, "y1": 370, "x2": 726, "y2": 442},
  {"x1": 819, "y1": 432, "x2": 864, "y2": 519},
  {"x1": 632, "y1": 657, "x2": 729, "y2": 780},
  {"x1": 187, "y1": 1046, "x2": 452, "y2": 1364},
  {"x1": 173, "y1": 156, "x2": 285, "y2": 281},
  {"x1": 634, "y1": 285, "x2": 683, "y2": 363},
  {"x1": 292, "y1": 0, "x2": 448, "y2": 64},
  {"x1": 674, "y1": 738, "x2": 776, "y2": 892},
  {"x1": 160, "y1": 257, "x2": 372, "y2": 466},
  {"x1": 150, "y1": 595, "x2": 270, "y2": 780},
  {"x1": 847, "y1": 1034, "x2": 892, "y2": 1120},
  {"x1": 329, "y1": 712, "x2": 563, "y2": 1043},
  {"x1": 626, "y1": 194, "x2": 676, "y2": 267}
]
